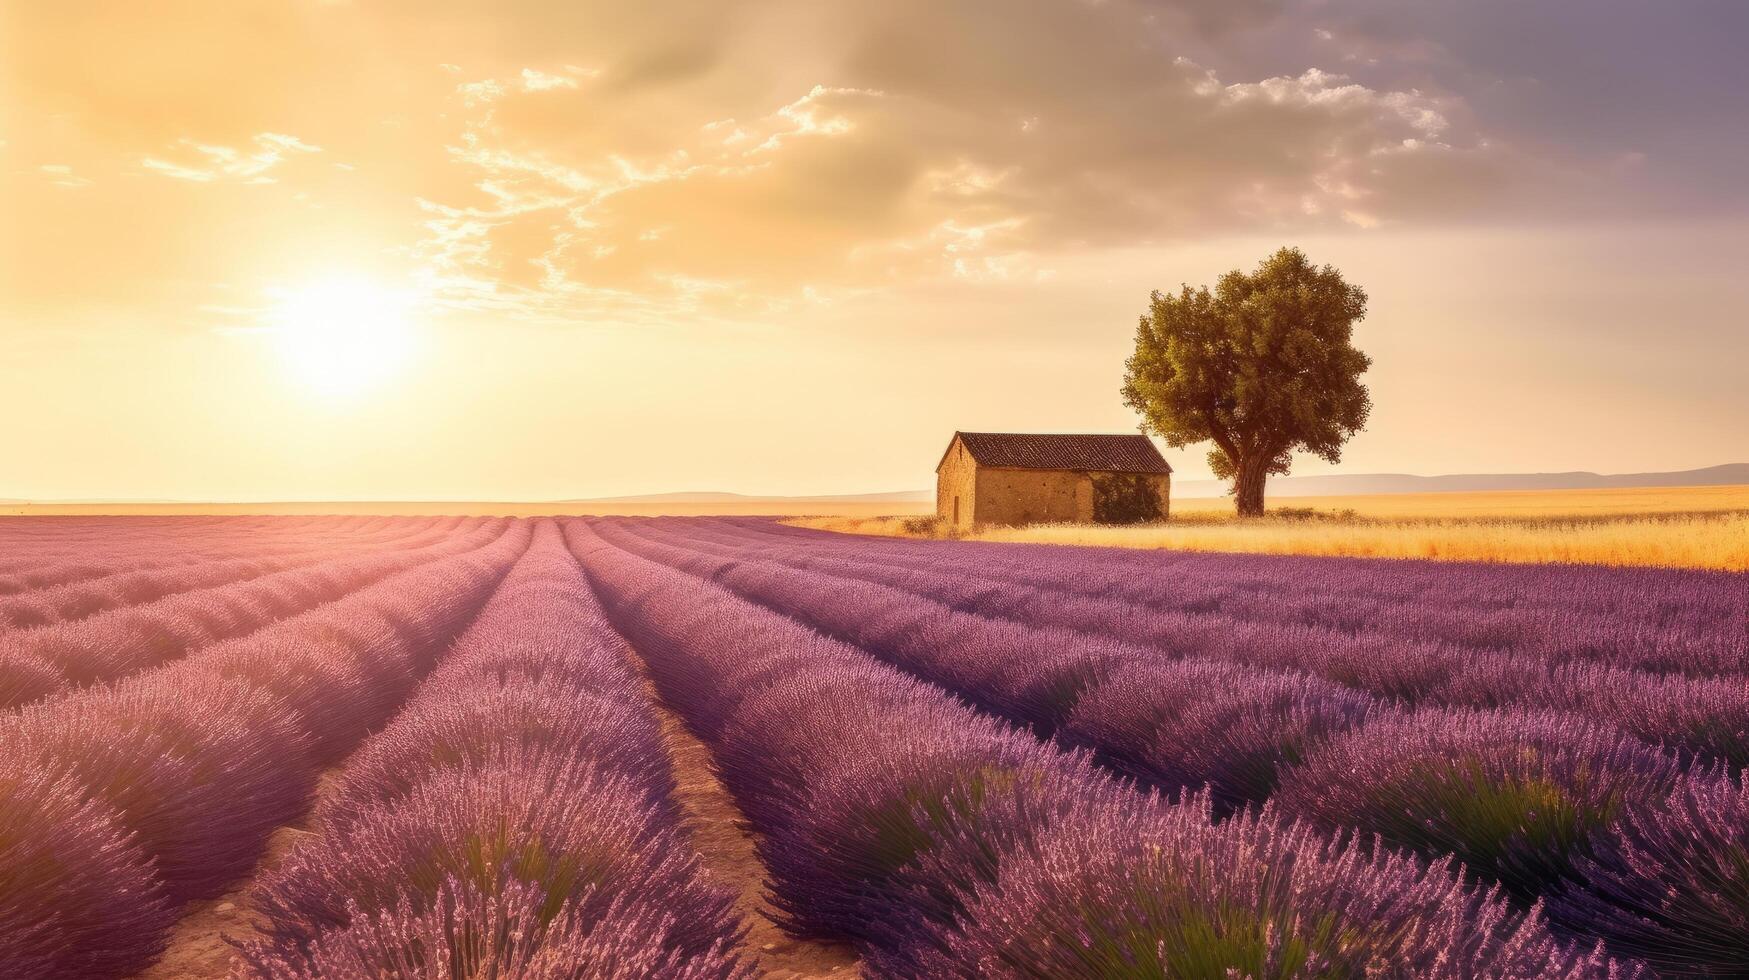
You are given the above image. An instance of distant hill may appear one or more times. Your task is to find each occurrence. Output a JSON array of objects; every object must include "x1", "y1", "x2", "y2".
[
  {"x1": 573, "y1": 464, "x2": 1749, "y2": 504},
  {"x1": 570, "y1": 464, "x2": 1749, "y2": 504},
  {"x1": 0, "y1": 497, "x2": 185, "y2": 505},
  {"x1": 570, "y1": 490, "x2": 933, "y2": 504},
  {"x1": 1174, "y1": 463, "x2": 1749, "y2": 498},
  {"x1": 6, "y1": 465, "x2": 1743, "y2": 512}
]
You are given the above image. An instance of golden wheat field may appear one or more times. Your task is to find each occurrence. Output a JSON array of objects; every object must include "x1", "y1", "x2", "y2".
[{"x1": 790, "y1": 485, "x2": 1749, "y2": 571}]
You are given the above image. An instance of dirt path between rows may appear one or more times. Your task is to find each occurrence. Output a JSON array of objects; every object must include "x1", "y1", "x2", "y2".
[
  {"x1": 634, "y1": 669, "x2": 863, "y2": 979},
  {"x1": 139, "y1": 767, "x2": 344, "y2": 979}
]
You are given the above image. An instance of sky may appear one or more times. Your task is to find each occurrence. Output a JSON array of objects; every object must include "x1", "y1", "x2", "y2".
[{"x1": 3, "y1": 0, "x2": 1746, "y2": 501}]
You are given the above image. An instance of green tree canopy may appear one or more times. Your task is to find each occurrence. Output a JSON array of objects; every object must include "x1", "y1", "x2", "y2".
[{"x1": 1121, "y1": 247, "x2": 1372, "y2": 516}]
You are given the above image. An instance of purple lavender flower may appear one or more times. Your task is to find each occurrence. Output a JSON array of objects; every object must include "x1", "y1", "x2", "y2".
[
  {"x1": 1060, "y1": 658, "x2": 1376, "y2": 811},
  {"x1": 0, "y1": 646, "x2": 64, "y2": 711},
  {"x1": 319, "y1": 680, "x2": 676, "y2": 827},
  {"x1": 3, "y1": 670, "x2": 314, "y2": 902},
  {"x1": 1554, "y1": 771, "x2": 1749, "y2": 976},
  {"x1": 1539, "y1": 664, "x2": 1749, "y2": 771},
  {"x1": 238, "y1": 876, "x2": 754, "y2": 980},
  {"x1": 246, "y1": 761, "x2": 742, "y2": 968},
  {"x1": 757, "y1": 725, "x2": 1107, "y2": 944},
  {"x1": 0, "y1": 757, "x2": 175, "y2": 979},
  {"x1": 906, "y1": 795, "x2": 1635, "y2": 979},
  {"x1": 1275, "y1": 708, "x2": 1685, "y2": 906},
  {"x1": 196, "y1": 636, "x2": 383, "y2": 765}
]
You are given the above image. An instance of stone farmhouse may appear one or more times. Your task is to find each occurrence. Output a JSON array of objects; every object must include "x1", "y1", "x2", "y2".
[{"x1": 935, "y1": 432, "x2": 1171, "y2": 527}]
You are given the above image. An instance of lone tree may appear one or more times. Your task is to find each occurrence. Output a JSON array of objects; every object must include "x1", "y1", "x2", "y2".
[{"x1": 1121, "y1": 247, "x2": 1371, "y2": 517}]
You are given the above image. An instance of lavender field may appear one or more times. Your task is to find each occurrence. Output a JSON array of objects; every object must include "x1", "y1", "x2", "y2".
[{"x1": 1, "y1": 515, "x2": 1744, "y2": 978}]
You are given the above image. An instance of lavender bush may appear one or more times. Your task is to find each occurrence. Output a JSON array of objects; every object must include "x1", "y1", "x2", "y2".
[
  {"x1": 1554, "y1": 771, "x2": 1749, "y2": 976},
  {"x1": 2, "y1": 671, "x2": 313, "y2": 902},
  {"x1": 196, "y1": 635, "x2": 382, "y2": 765},
  {"x1": 0, "y1": 757, "x2": 175, "y2": 979},
  {"x1": 0, "y1": 647, "x2": 63, "y2": 710},
  {"x1": 1060, "y1": 658, "x2": 1377, "y2": 810},
  {"x1": 753, "y1": 714, "x2": 1105, "y2": 943},
  {"x1": 240, "y1": 876, "x2": 753, "y2": 980},
  {"x1": 250, "y1": 762, "x2": 741, "y2": 968},
  {"x1": 319, "y1": 680, "x2": 676, "y2": 826},
  {"x1": 909, "y1": 795, "x2": 1630, "y2": 980},
  {"x1": 1276, "y1": 708, "x2": 1686, "y2": 906}
]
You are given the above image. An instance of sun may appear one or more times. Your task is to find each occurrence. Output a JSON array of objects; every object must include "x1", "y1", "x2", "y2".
[{"x1": 268, "y1": 276, "x2": 417, "y2": 400}]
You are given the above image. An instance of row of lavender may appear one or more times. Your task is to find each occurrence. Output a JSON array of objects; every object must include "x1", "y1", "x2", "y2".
[
  {"x1": 235, "y1": 521, "x2": 751, "y2": 977},
  {"x1": 601, "y1": 518, "x2": 1748, "y2": 976},
  {"x1": 733, "y1": 517, "x2": 1748, "y2": 676},
  {"x1": 0, "y1": 515, "x2": 351, "y2": 576},
  {"x1": 565, "y1": 521, "x2": 1627, "y2": 978},
  {"x1": 0, "y1": 516, "x2": 458, "y2": 628},
  {"x1": 0, "y1": 518, "x2": 510, "y2": 709},
  {"x1": 0, "y1": 522, "x2": 528, "y2": 978},
  {"x1": 626, "y1": 518, "x2": 1749, "y2": 769},
  {"x1": 0, "y1": 515, "x2": 468, "y2": 593},
  {"x1": 643, "y1": 521, "x2": 1749, "y2": 773}
]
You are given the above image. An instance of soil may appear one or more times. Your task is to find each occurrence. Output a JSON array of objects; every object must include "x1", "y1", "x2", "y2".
[
  {"x1": 636, "y1": 672, "x2": 863, "y2": 979},
  {"x1": 139, "y1": 769, "x2": 344, "y2": 979}
]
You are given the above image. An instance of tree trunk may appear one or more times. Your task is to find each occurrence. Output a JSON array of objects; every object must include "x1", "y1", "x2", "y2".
[{"x1": 1233, "y1": 455, "x2": 1269, "y2": 517}]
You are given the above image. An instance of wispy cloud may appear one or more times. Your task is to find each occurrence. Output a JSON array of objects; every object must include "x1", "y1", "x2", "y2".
[
  {"x1": 140, "y1": 132, "x2": 321, "y2": 183},
  {"x1": 408, "y1": 23, "x2": 1488, "y2": 323},
  {"x1": 39, "y1": 163, "x2": 91, "y2": 189}
]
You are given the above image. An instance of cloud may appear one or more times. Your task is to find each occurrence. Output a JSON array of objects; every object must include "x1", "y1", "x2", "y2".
[
  {"x1": 39, "y1": 164, "x2": 91, "y2": 189},
  {"x1": 1174, "y1": 0, "x2": 1749, "y2": 216},
  {"x1": 140, "y1": 132, "x2": 321, "y2": 183},
  {"x1": 11, "y1": 0, "x2": 1727, "y2": 329},
  {"x1": 410, "y1": 1, "x2": 1502, "y2": 319},
  {"x1": 519, "y1": 68, "x2": 579, "y2": 92}
]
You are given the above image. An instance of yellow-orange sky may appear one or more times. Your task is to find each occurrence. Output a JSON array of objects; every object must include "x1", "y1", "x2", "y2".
[{"x1": 3, "y1": 1, "x2": 1745, "y2": 501}]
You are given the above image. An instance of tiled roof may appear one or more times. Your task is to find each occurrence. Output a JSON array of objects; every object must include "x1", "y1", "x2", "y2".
[{"x1": 941, "y1": 432, "x2": 1172, "y2": 474}]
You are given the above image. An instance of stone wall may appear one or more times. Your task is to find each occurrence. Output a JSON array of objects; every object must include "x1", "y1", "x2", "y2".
[
  {"x1": 974, "y1": 467, "x2": 1091, "y2": 525},
  {"x1": 936, "y1": 438, "x2": 978, "y2": 526}
]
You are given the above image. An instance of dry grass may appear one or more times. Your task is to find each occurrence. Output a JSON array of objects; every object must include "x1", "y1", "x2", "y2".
[
  {"x1": 1168, "y1": 483, "x2": 1749, "y2": 519},
  {"x1": 789, "y1": 485, "x2": 1749, "y2": 572}
]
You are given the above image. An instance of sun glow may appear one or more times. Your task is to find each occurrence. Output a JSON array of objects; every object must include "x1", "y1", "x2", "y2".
[{"x1": 268, "y1": 276, "x2": 417, "y2": 400}]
